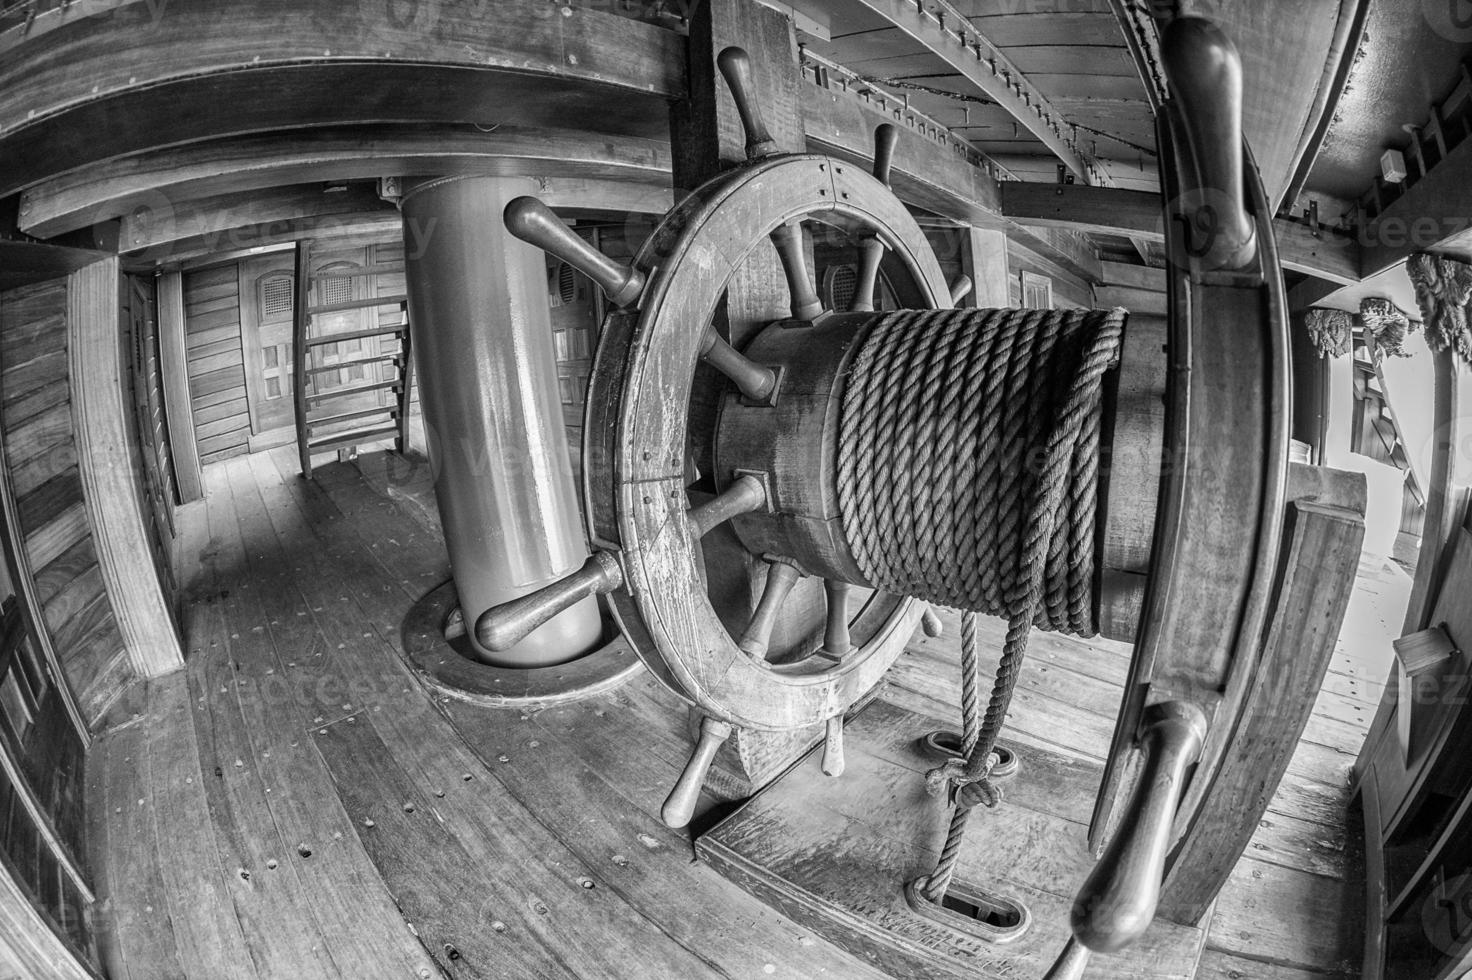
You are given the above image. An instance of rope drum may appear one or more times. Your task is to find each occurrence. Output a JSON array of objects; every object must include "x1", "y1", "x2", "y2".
[
  {"x1": 835, "y1": 306, "x2": 1126, "y2": 900},
  {"x1": 837, "y1": 306, "x2": 1127, "y2": 629}
]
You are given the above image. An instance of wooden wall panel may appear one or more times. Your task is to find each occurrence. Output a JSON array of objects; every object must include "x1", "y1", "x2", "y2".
[
  {"x1": 181, "y1": 264, "x2": 249, "y2": 464},
  {"x1": 1006, "y1": 238, "x2": 1094, "y2": 311},
  {"x1": 0, "y1": 279, "x2": 134, "y2": 729}
]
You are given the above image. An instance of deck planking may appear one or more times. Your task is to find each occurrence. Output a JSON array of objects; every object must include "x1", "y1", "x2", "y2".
[{"x1": 87, "y1": 448, "x2": 1398, "y2": 979}]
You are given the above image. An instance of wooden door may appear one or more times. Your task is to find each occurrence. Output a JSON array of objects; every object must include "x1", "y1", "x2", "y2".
[
  {"x1": 238, "y1": 254, "x2": 298, "y2": 438},
  {"x1": 124, "y1": 274, "x2": 178, "y2": 612},
  {"x1": 308, "y1": 254, "x2": 379, "y2": 401}
]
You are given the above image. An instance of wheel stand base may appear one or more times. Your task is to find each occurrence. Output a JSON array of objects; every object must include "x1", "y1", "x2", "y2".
[
  {"x1": 401, "y1": 580, "x2": 642, "y2": 710},
  {"x1": 695, "y1": 698, "x2": 1207, "y2": 979}
]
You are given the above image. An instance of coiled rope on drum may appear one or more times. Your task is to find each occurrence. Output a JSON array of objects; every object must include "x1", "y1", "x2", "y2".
[{"x1": 836, "y1": 306, "x2": 1126, "y2": 902}]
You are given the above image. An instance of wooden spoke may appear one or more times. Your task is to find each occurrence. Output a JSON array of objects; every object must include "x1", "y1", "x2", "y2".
[
  {"x1": 821, "y1": 579, "x2": 853, "y2": 658},
  {"x1": 661, "y1": 715, "x2": 734, "y2": 828},
  {"x1": 717, "y1": 47, "x2": 778, "y2": 160},
  {"x1": 687, "y1": 475, "x2": 767, "y2": 537},
  {"x1": 949, "y1": 275, "x2": 974, "y2": 307},
  {"x1": 821, "y1": 716, "x2": 845, "y2": 777},
  {"x1": 921, "y1": 606, "x2": 944, "y2": 637},
  {"x1": 851, "y1": 237, "x2": 886, "y2": 313},
  {"x1": 503, "y1": 196, "x2": 645, "y2": 306},
  {"x1": 475, "y1": 551, "x2": 622, "y2": 652},
  {"x1": 771, "y1": 221, "x2": 824, "y2": 321},
  {"x1": 737, "y1": 561, "x2": 802, "y2": 660},
  {"x1": 700, "y1": 326, "x2": 779, "y2": 404},
  {"x1": 873, "y1": 123, "x2": 898, "y2": 188}
]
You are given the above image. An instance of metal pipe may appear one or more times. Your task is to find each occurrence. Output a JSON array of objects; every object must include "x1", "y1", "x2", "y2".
[{"x1": 400, "y1": 175, "x2": 602, "y2": 667}]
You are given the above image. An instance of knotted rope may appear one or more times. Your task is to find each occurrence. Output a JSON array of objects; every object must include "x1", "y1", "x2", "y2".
[{"x1": 835, "y1": 306, "x2": 1126, "y2": 902}]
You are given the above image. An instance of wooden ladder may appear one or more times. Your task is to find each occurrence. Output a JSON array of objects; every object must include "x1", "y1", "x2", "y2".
[{"x1": 291, "y1": 239, "x2": 416, "y2": 478}]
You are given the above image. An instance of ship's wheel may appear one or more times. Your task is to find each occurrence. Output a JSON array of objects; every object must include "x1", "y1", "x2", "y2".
[{"x1": 479, "y1": 18, "x2": 1293, "y2": 973}]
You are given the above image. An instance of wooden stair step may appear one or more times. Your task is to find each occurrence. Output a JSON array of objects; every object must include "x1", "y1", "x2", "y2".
[
  {"x1": 307, "y1": 424, "x2": 401, "y2": 454},
  {"x1": 309, "y1": 264, "x2": 407, "y2": 282},
  {"x1": 306, "y1": 295, "x2": 408, "y2": 316},
  {"x1": 306, "y1": 406, "x2": 400, "y2": 431},
  {"x1": 305, "y1": 380, "x2": 402, "y2": 406},
  {"x1": 304, "y1": 353, "x2": 403, "y2": 377},
  {"x1": 305, "y1": 324, "x2": 406, "y2": 348}
]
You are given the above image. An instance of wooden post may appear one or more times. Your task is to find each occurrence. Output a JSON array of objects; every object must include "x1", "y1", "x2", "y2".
[
  {"x1": 963, "y1": 227, "x2": 1009, "y2": 308},
  {"x1": 156, "y1": 270, "x2": 202, "y2": 503},
  {"x1": 68, "y1": 258, "x2": 185, "y2": 677}
]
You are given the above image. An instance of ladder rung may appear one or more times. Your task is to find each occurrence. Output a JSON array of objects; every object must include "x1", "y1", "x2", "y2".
[
  {"x1": 308, "y1": 424, "x2": 401, "y2": 454},
  {"x1": 307, "y1": 406, "x2": 400, "y2": 431},
  {"x1": 303, "y1": 353, "x2": 403, "y2": 377},
  {"x1": 305, "y1": 380, "x2": 402, "y2": 405},
  {"x1": 307, "y1": 294, "x2": 409, "y2": 316},
  {"x1": 310, "y1": 264, "x2": 406, "y2": 281},
  {"x1": 305, "y1": 324, "x2": 407, "y2": 348}
]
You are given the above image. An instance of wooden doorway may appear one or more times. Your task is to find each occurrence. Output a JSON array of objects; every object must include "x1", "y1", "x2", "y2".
[{"x1": 238, "y1": 253, "x2": 298, "y2": 448}]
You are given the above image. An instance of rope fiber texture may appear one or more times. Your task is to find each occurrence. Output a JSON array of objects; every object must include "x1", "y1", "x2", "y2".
[{"x1": 835, "y1": 306, "x2": 1126, "y2": 902}]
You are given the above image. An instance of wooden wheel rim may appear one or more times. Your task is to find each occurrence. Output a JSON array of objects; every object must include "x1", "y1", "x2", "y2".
[{"x1": 584, "y1": 154, "x2": 949, "y2": 731}]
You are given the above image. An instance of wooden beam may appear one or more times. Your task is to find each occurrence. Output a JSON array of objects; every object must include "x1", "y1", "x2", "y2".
[
  {"x1": 803, "y1": 89, "x2": 1099, "y2": 283},
  {"x1": 18, "y1": 127, "x2": 673, "y2": 239},
  {"x1": 801, "y1": 83, "x2": 1001, "y2": 220},
  {"x1": 119, "y1": 184, "x2": 394, "y2": 259},
  {"x1": 156, "y1": 271, "x2": 201, "y2": 505},
  {"x1": 964, "y1": 228, "x2": 1009, "y2": 307},
  {"x1": 998, "y1": 182, "x2": 1362, "y2": 284},
  {"x1": 1361, "y1": 130, "x2": 1472, "y2": 276},
  {"x1": 0, "y1": 0, "x2": 682, "y2": 193},
  {"x1": 123, "y1": 179, "x2": 674, "y2": 268},
  {"x1": 67, "y1": 258, "x2": 184, "y2": 678},
  {"x1": 0, "y1": 239, "x2": 108, "y2": 292},
  {"x1": 845, "y1": 0, "x2": 1105, "y2": 183}
]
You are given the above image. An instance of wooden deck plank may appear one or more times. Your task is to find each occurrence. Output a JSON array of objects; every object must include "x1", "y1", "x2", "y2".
[
  {"x1": 1207, "y1": 858, "x2": 1361, "y2": 974},
  {"x1": 182, "y1": 469, "x2": 342, "y2": 980},
  {"x1": 698, "y1": 698, "x2": 1206, "y2": 979},
  {"x1": 96, "y1": 719, "x2": 186, "y2": 979},
  {"x1": 90, "y1": 449, "x2": 1390, "y2": 979},
  {"x1": 248, "y1": 456, "x2": 893, "y2": 980},
  {"x1": 1195, "y1": 948, "x2": 1350, "y2": 979},
  {"x1": 85, "y1": 725, "x2": 128, "y2": 980},
  {"x1": 211, "y1": 467, "x2": 444, "y2": 978},
  {"x1": 443, "y1": 692, "x2": 897, "y2": 980},
  {"x1": 143, "y1": 675, "x2": 258, "y2": 980},
  {"x1": 242, "y1": 453, "x2": 790, "y2": 980}
]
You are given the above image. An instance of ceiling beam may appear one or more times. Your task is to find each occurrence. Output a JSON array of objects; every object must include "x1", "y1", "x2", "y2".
[
  {"x1": 845, "y1": 0, "x2": 1107, "y2": 184},
  {"x1": 117, "y1": 178, "x2": 674, "y2": 264},
  {"x1": 999, "y1": 181, "x2": 1360, "y2": 285},
  {"x1": 803, "y1": 87, "x2": 1099, "y2": 283},
  {"x1": 1360, "y1": 131, "x2": 1472, "y2": 277},
  {"x1": 17, "y1": 127, "x2": 673, "y2": 240}
]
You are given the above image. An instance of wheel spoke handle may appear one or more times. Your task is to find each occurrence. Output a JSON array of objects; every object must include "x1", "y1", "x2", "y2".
[
  {"x1": 1042, "y1": 937, "x2": 1091, "y2": 980},
  {"x1": 474, "y1": 551, "x2": 622, "y2": 652},
  {"x1": 873, "y1": 123, "x2": 898, "y2": 187},
  {"x1": 504, "y1": 196, "x2": 646, "y2": 306},
  {"x1": 1069, "y1": 701, "x2": 1207, "y2": 953},
  {"x1": 949, "y1": 275, "x2": 974, "y2": 307},
  {"x1": 717, "y1": 47, "x2": 778, "y2": 160},
  {"x1": 1160, "y1": 18, "x2": 1256, "y2": 272},
  {"x1": 688, "y1": 475, "x2": 767, "y2": 537},
  {"x1": 701, "y1": 327, "x2": 779, "y2": 403},
  {"x1": 662, "y1": 716, "x2": 734, "y2": 828}
]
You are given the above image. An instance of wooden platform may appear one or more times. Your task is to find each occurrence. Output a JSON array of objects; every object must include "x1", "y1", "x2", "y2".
[
  {"x1": 698, "y1": 697, "x2": 1207, "y2": 977},
  {"x1": 84, "y1": 446, "x2": 1399, "y2": 979}
]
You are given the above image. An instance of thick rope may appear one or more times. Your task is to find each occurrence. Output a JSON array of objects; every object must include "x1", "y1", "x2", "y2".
[{"x1": 835, "y1": 307, "x2": 1126, "y2": 902}]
